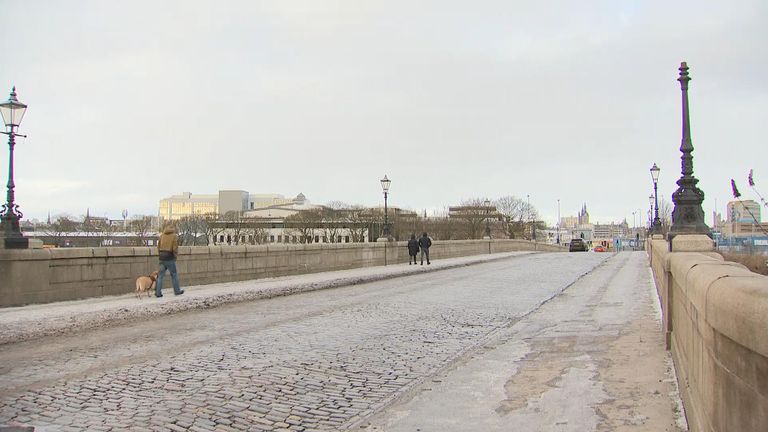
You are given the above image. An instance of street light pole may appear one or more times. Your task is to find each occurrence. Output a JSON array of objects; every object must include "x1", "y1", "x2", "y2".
[
  {"x1": 380, "y1": 175, "x2": 391, "y2": 240},
  {"x1": 557, "y1": 198, "x2": 560, "y2": 244},
  {"x1": 483, "y1": 199, "x2": 491, "y2": 239},
  {"x1": 650, "y1": 163, "x2": 661, "y2": 233},
  {"x1": 648, "y1": 194, "x2": 654, "y2": 231},
  {"x1": 526, "y1": 194, "x2": 530, "y2": 240},
  {"x1": 668, "y1": 62, "x2": 711, "y2": 239},
  {"x1": 0, "y1": 87, "x2": 29, "y2": 249}
]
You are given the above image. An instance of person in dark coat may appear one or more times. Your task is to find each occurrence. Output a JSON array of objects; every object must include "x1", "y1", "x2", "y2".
[
  {"x1": 418, "y1": 232, "x2": 432, "y2": 265},
  {"x1": 407, "y1": 234, "x2": 420, "y2": 265}
]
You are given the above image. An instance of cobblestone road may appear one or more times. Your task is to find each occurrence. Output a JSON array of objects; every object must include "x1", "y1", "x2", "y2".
[{"x1": 1, "y1": 252, "x2": 610, "y2": 431}]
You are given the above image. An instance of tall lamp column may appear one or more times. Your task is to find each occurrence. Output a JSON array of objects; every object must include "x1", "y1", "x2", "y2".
[
  {"x1": 380, "y1": 175, "x2": 391, "y2": 239},
  {"x1": 483, "y1": 199, "x2": 491, "y2": 239},
  {"x1": 650, "y1": 163, "x2": 661, "y2": 233},
  {"x1": 0, "y1": 87, "x2": 29, "y2": 249},
  {"x1": 648, "y1": 194, "x2": 654, "y2": 231}
]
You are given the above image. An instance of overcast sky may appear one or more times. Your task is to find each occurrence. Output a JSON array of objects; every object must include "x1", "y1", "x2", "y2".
[{"x1": 1, "y1": 0, "x2": 766, "y2": 226}]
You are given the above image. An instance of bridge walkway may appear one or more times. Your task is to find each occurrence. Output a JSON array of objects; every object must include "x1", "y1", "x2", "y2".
[{"x1": 0, "y1": 251, "x2": 686, "y2": 431}]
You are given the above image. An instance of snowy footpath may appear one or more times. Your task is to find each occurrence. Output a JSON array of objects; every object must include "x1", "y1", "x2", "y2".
[{"x1": 0, "y1": 251, "x2": 532, "y2": 346}]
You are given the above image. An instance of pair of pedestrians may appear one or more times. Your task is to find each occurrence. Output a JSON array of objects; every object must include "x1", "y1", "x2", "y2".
[{"x1": 407, "y1": 232, "x2": 432, "y2": 265}]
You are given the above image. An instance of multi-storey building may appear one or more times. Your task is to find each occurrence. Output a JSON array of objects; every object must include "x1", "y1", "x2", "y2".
[
  {"x1": 727, "y1": 200, "x2": 761, "y2": 223},
  {"x1": 159, "y1": 191, "x2": 308, "y2": 221}
]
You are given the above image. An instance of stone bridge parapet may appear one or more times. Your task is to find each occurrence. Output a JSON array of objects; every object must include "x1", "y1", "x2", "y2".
[
  {"x1": 0, "y1": 239, "x2": 564, "y2": 307},
  {"x1": 648, "y1": 237, "x2": 767, "y2": 432}
]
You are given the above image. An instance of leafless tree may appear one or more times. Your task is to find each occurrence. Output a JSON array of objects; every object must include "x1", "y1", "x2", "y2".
[
  {"x1": 659, "y1": 198, "x2": 673, "y2": 234},
  {"x1": 222, "y1": 211, "x2": 247, "y2": 244},
  {"x1": 426, "y1": 207, "x2": 456, "y2": 240},
  {"x1": 496, "y1": 195, "x2": 538, "y2": 239},
  {"x1": 449, "y1": 198, "x2": 495, "y2": 240},
  {"x1": 346, "y1": 205, "x2": 370, "y2": 243},
  {"x1": 286, "y1": 209, "x2": 322, "y2": 244},
  {"x1": 177, "y1": 215, "x2": 208, "y2": 245},
  {"x1": 203, "y1": 212, "x2": 225, "y2": 245},
  {"x1": 129, "y1": 216, "x2": 154, "y2": 246},
  {"x1": 43, "y1": 215, "x2": 78, "y2": 247}
]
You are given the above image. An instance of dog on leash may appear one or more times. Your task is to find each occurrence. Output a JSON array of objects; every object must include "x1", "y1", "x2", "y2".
[{"x1": 135, "y1": 270, "x2": 160, "y2": 299}]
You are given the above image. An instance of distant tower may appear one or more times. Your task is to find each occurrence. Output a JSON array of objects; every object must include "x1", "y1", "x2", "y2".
[{"x1": 577, "y1": 204, "x2": 590, "y2": 225}]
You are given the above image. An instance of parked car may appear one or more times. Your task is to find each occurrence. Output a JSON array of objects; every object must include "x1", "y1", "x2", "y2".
[
  {"x1": 569, "y1": 238, "x2": 588, "y2": 252},
  {"x1": 593, "y1": 245, "x2": 606, "y2": 252}
]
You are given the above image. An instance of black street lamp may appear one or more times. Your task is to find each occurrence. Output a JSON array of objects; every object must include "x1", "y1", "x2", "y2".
[
  {"x1": 483, "y1": 199, "x2": 491, "y2": 239},
  {"x1": 650, "y1": 162, "x2": 661, "y2": 233},
  {"x1": 668, "y1": 62, "x2": 711, "y2": 239},
  {"x1": 380, "y1": 175, "x2": 391, "y2": 239},
  {"x1": 648, "y1": 194, "x2": 654, "y2": 230},
  {"x1": 556, "y1": 198, "x2": 560, "y2": 244},
  {"x1": 0, "y1": 87, "x2": 29, "y2": 249}
]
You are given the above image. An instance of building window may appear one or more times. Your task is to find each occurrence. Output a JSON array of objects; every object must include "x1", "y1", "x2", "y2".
[
  {"x1": 314, "y1": 235, "x2": 320, "y2": 243},
  {"x1": 278, "y1": 235, "x2": 282, "y2": 243},
  {"x1": 219, "y1": 235, "x2": 225, "y2": 243},
  {"x1": 270, "y1": 235, "x2": 275, "y2": 242},
  {"x1": 345, "y1": 236, "x2": 350, "y2": 243}
]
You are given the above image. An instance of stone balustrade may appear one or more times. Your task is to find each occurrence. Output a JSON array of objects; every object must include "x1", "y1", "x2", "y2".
[
  {"x1": 0, "y1": 239, "x2": 564, "y2": 308},
  {"x1": 648, "y1": 237, "x2": 768, "y2": 432}
]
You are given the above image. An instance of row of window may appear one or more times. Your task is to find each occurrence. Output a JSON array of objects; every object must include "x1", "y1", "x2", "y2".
[{"x1": 216, "y1": 234, "x2": 357, "y2": 244}]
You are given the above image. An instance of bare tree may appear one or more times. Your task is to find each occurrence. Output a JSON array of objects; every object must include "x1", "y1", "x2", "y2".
[
  {"x1": 222, "y1": 211, "x2": 247, "y2": 245},
  {"x1": 286, "y1": 209, "x2": 322, "y2": 244},
  {"x1": 496, "y1": 195, "x2": 537, "y2": 239},
  {"x1": 449, "y1": 198, "x2": 495, "y2": 240},
  {"x1": 426, "y1": 207, "x2": 456, "y2": 240},
  {"x1": 203, "y1": 212, "x2": 225, "y2": 245},
  {"x1": 130, "y1": 216, "x2": 154, "y2": 246},
  {"x1": 659, "y1": 198, "x2": 673, "y2": 234},
  {"x1": 177, "y1": 215, "x2": 208, "y2": 245},
  {"x1": 346, "y1": 205, "x2": 369, "y2": 243},
  {"x1": 43, "y1": 215, "x2": 78, "y2": 247}
]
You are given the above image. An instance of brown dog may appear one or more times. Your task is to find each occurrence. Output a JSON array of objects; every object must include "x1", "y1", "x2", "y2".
[{"x1": 135, "y1": 270, "x2": 160, "y2": 299}]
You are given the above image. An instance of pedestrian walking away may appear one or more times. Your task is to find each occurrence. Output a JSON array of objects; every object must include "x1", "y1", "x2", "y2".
[
  {"x1": 407, "y1": 233, "x2": 420, "y2": 265},
  {"x1": 418, "y1": 232, "x2": 432, "y2": 265},
  {"x1": 156, "y1": 223, "x2": 184, "y2": 297}
]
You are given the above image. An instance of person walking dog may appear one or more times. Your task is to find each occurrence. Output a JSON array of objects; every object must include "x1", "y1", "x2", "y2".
[
  {"x1": 407, "y1": 233, "x2": 420, "y2": 265},
  {"x1": 156, "y1": 224, "x2": 184, "y2": 297},
  {"x1": 418, "y1": 232, "x2": 432, "y2": 265}
]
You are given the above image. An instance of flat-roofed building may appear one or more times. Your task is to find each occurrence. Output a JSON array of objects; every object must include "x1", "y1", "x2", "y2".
[
  {"x1": 159, "y1": 192, "x2": 218, "y2": 221},
  {"x1": 159, "y1": 191, "x2": 309, "y2": 221}
]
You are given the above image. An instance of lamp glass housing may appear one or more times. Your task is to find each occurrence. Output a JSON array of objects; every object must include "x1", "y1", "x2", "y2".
[
  {"x1": 380, "y1": 175, "x2": 391, "y2": 192},
  {"x1": 0, "y1": 89, "x2": 27, "y2": 128},
  {"x1": 650, "y1": 163, "x2": 660, "y2": 183}
]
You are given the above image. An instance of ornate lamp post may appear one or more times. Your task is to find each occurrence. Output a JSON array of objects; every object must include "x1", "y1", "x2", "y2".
[
  {"x1": 557, "y1": 198, "x2": 560, "y2": 244},
  {"x1": 650, "y1": 163, "x2": 661, "y2": 233},
  {"x1": 483, "y1": 199, "x2": 491, "y2": 239},
  {"x1": 648, "y1": 194, "x2": 654, "y2": 230},
  {"x1": 0, "y1": 87, "x2": 29, "y2": 248},
  {"x1": 380, "y1": 175, "x2": 391, "y2": 239},
  {"x1": 668, "y1": 62, "x2": 710, "y2": 239}
]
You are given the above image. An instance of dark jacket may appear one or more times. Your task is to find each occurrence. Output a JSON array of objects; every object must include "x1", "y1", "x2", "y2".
[
  {"x1": 158, "y1": 225, "x2": 179, "y2": 261},
  {"x1": 418, "y1": 235, "x2": 432, "y2": 249},
  {"x1": 407, "y1": 238, "x2": 420, "y2": 255}
]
